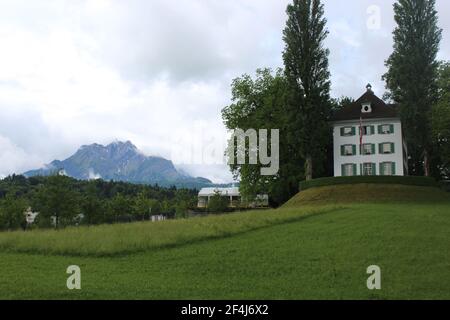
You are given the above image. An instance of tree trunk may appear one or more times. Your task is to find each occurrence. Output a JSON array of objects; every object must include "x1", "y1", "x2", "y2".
[
  {"x1": 424, "y1": 149, "x2": 431, "y2": 177},
  {"x1": 305, "y1": 155, "x2": 313, "y2": 181}
]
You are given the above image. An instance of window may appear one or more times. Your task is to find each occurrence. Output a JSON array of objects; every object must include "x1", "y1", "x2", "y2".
[
  {"x1": 380, "y1": 162, "x2": 396, "y2": 176},
  {"x1": 341, "y1": 127, "x2": 355, "y2": 137},
  {"x1": 342, "y1": 164, "x2": 356, "y2": 177},
  {"x1": 361, "y1": 103, "x2": 372, "y2": 113},
  {"x1": 362, "y1": 163, "x2": 376, "y2": 176},
  {"x1": 379, "y1": 124, "x2": 394, "y2": 134},
  {"x1": 379, "y1": 143, "x2": 395, "y2": 154},
  {"x1": 345, "y1": 145, "x2": 353, "y2": 155},
  {"x1": 362, "y1": 144, "x2": 375, "y2": 155},
  {"x1": 361, "y1": 125, "x2": 375, "y2": 136},
  {"x1": 341, "y1": 145, "x2": 356, "y2": 156}
]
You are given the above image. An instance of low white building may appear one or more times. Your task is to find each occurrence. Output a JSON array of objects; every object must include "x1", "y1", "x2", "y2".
[
  {"x1": 151, "y1": 215, "x2": 166, "y2": 222},
  {"x1": 331, "y1": 84, "x2": 407, "y2": 177},
  {"x1": 197, "y1": 187, "x2": 269, "y2": 209},
  {"x1": 24, "y1": 207, "x2": 39, "y2": 224}
]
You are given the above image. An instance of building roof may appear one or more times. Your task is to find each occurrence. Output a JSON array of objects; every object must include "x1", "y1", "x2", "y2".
[
  {"x1": 331, "y1": 85, "x2": 399, "y2": 122},
  {"x1": 198, "y1": 187, "x2": 240, "y2": 197}
]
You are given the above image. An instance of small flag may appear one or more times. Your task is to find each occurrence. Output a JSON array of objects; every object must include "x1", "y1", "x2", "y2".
[{"x1": 359, "y1": 116, "x2": 363, "y2": 148}]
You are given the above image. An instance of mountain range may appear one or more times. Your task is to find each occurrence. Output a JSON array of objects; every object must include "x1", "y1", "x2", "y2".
[{"x1": 24, "y1": 141, "x2": 215, "y2": 188}]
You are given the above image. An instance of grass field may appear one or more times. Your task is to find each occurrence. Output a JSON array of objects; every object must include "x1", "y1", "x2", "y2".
[{"x1": 0, "y1": 184, "x2": 449, "y2": 299}]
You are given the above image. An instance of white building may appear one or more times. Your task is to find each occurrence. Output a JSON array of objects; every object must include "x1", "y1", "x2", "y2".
[
  {"x1": 24, "y1": 207, "x2": 39, "y2": 224},
  {"x1": 331, "y1": 84, "x2": 407, "y2": 177},
  {"x1": 151, "y1": 215, "x2": 166, "y2": 222},
  {"x1": 197, "y1": 187, "x2": 269, "y2": 209}
]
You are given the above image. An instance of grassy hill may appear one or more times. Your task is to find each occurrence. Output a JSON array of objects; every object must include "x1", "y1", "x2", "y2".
[
  {"x1": 284, "y1": 183, "x2": 450, "y2": 206},
  {"x1": 0, "y1": 183, "x2": 449, "y2": 299}
]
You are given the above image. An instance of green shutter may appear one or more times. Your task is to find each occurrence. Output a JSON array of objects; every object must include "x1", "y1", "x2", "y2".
[
  {"x1": 378, "y1": 143, "x2": 382, "y2": 154},
  {"x1": 341, "y1": 145, "x2": 345, "y2": 156},
  {"x1": 391, "y1": 143, "x2": 395, "y2": 153},
  {"x1": 351, "y1": 127, "x2": 356, "y2": 136},
  {"x1": 341, "y1": 164, "x2": 346, "y2": 176},
  {"x1": 380, "y1": 163, "x2": 384, "y2": 176},
  {"x1": 370, "y1": 125, "x2": 375, "y2": 135},
  {"x1": 392, "y1": 162, "x2": 396, "y2": 175},
  {"x1": 371, "y1": 144, "x2": 376, "y2": 154},
  {"x1": 372, "y1": 163, "x2": 376, "y2": 176},
  {"x1": 352, "y1": 145, "x2": 356, "y2": 155},
  {"x1": 340, "y1": 127, "x2": 345, "y2": 136},
  {"x1": 353, "y1": 164, "x2": 357, "y2": 176},
  {"x1": 378, "y1": 125, "x2": 383, "y2": 134},
  {"x1": 390, "y1": 124, "x2": 394, "y2": 134},
  {"x1": 360, "y1": 164, "x2": 363, "y2": 176}
]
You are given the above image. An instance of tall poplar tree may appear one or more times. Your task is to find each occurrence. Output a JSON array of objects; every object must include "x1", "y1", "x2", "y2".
[
  {"x1": 432, "y1": 62, "x2": 450, "y2": 179},
  {"x1": 383, "y1": 0, "x2": 442, "y2": 176},
  {"x1": 282, "y1": 0, "x2": 331, "y2": 181}
]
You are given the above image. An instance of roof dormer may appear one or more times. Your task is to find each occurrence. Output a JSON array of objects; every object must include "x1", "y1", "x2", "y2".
[{"x1": 361, "y1": 102, "x2": 372, "y2": 113}]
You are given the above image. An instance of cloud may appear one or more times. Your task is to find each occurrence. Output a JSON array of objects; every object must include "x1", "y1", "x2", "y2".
[
  {"x1": 0, "y1": 135, "x2": 42, "y2": 178},
  {"x1": 0, "y1": 0, "x2": 449, "y2": 182},
  {"x1": 88, "y1": 168, "x2": 102, "y2": 180}
]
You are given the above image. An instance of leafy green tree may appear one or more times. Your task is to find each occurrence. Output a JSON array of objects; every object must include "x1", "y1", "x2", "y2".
[
  {"x1": 133, "y1": 191, "x2": 159, "y2": 221},
  {"x1": 150, "y1": 200, "x2": 162, "y2": 215},
  {"x1": 80, "y1": 183, "x2": 105, "y2": 225},
  {"x1": 383, "y1": 0, "x2": 442, "y2": 176},
  {"x1": 160, "y1": 200, "x2": 174, "y2": 215},
  {"x1": 109, "y1": 193, "x2": 134, "y2": 222},
  {"x1": 0, "y1": 192, "x2": 28, "y2": 231},
  {"x1": 32, "y1": 175, "x2": 81, "y2": 229},
  {"x1": 282, "y1": 0, "x2": 332, "y2": 180},
  {"x1": 222, "y1": 69, "x2": 300, "y2": 205},
  {"x1": 431, "y1": 61, "x2": 450, "y2": 179},
  {"x1": 175, "y1": 201, "x2": 189, "y2": 219},
  {"x1": 331, "y1": 96, "x2": 355, "y2": 114},
  {"x1": 207, "y1": 191, "x2": 229, "y2": 213}
]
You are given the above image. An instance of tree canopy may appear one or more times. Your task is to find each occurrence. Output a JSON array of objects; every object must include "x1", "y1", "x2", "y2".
[
  {"x1": 0, "y1": 174, "x2": 198, "y2": 231},
  {"x1": 383, "y1": 0, "x2": 442, "y2": 176},
  {"x1": 283, "y1": 0, "x2": 332, "y2": 181}
]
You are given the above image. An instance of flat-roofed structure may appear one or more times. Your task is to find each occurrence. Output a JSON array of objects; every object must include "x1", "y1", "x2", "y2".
[{"x1": 197, "y1": 187, "x2": 269, "y2": 209}]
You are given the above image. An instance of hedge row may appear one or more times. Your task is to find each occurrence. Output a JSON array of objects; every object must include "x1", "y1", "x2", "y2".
[
  {"x1": 299, "y1": 176, "x2": 439, "y2": 192},
  {"x1": 440, "y1": 180, "x2": 450, "y2": 192}
]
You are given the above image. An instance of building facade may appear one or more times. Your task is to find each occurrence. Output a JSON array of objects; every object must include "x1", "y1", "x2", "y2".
[{"x1": 331, "y1": 85, "x2": 407, "y2": 177}]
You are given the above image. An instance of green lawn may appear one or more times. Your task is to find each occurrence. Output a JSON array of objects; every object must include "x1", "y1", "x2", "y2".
[{"x1": 1, "y1": 185, "x2": 449, "y2": 299}]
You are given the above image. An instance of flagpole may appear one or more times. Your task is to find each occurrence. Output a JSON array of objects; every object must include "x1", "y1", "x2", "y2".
[{"x1": 359, "y1": 116, "x2": 363, "y2": 176}]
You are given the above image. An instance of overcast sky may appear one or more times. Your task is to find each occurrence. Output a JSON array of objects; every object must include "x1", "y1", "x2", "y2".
[{"x1": 0, "y1": 0, "x2": 449, "y2": 183}]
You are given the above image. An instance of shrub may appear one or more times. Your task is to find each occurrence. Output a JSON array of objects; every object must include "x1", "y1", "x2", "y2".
[
  {"x1": 299, "y1": 176, "x2": 439, "y2": 192},
  {"x1": 208, "y1": 191, "x2": 230, "y2": 213}
]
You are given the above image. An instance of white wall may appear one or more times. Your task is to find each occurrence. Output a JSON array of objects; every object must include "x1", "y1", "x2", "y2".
[{"x1": 333, "y1": 118, "x2": 405, "y2": 176}]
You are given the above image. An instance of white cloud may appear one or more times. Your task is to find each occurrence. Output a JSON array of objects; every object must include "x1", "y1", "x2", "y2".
[
  {"x1": 0, "y1": 135, "x2": 42, "y2": 177},
  {"x1": 88, "y1": 168, "x2": 102, "y2": 180},
  {"x1": 0, "y1": 0, "x2": 449, "y2": 182}
]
